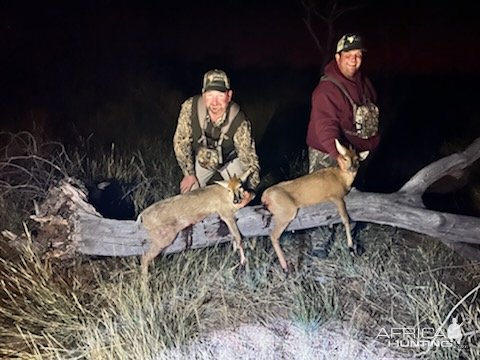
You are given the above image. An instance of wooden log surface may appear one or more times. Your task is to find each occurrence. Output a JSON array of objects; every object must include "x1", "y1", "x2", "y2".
[
  {"x1": 72, "y1": 137, "x2": 480, "y2": 258},
  {"x1": 3, "y1": 137, "x2": 480, "y2": 260},
  {"x1": 71, "y1": 190, "x2": 480, "y2": 258}
]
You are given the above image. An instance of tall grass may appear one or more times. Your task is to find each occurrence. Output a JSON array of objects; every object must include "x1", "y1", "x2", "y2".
[
  {"x1": 68, "y1": 138, "x2": 181, "y2": 212},
  {"x1": 2, "y1": 223, "x2": 479, "y2": 359},
  {"x1": 1, "y1": 132, "x2": 479, "y2": 359}
]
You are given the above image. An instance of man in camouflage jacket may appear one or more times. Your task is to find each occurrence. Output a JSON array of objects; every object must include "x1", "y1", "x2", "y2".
[{"x1": 173, "y1": 69, "x2": 260, "y2": 204}]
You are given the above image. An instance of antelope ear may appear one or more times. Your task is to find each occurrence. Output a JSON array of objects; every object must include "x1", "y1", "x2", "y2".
[
  {"x1": 214, "y1": 180, "x2": 229, "y2": 189},
  {"x1": 334, "y1": 139, "x2": 347, "y2": 156},
  {"x1": 359, "y1": 151, "x2": 370, "y2": 161}
]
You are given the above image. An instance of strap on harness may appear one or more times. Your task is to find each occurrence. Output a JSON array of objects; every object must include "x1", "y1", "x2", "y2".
[
  {"x1": 196, "y1": 97, "x2": 241, "y2": 163},
  {"x1": 320, "y1": 75, "x2": 357, "y2": 107},
  {"x1": 321, "y1": 75, "x2": 377, "y2": 139}
]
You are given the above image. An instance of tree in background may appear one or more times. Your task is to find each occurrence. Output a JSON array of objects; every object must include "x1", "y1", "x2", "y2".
[{"x1": 301, "y1": 0, "x2": 365, "y2": 72}]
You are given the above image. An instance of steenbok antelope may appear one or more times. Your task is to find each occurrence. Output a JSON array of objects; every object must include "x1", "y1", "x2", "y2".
[
  {"x1": 261, "y1": 139, "x2": 369, "y2": 273},
  {"x1": 138, "y1": 172, "x2": 251, "y2": 276}
]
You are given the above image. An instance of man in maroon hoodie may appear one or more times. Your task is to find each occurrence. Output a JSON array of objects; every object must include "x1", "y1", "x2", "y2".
[
  {"x1": 304, "y1": 33, "x2": 380, "y2": 258},
  {"x1": 306, "y1": 33, "x2": 380, "y2": 172}
]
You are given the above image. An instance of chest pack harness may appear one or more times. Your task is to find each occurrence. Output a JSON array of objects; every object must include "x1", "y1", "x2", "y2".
[
  {"x1": 321, "y1": 75, "x2": 379, "y2": 139},
  {"x1": 194, "y1": 96, "x2": 243, "y2": 169}
]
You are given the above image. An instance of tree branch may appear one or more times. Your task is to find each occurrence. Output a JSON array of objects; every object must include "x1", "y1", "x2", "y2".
[{"x1": 3, "y1": 138, "x2": 480, "y2": 262}]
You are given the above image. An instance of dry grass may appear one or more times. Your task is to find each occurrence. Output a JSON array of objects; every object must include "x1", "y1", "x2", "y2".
[
  {"x1": 1, "y1": 132, "x2": 479, "y2": 359},
  {"x1": 69, "y1": 138, "x2": 181, "y2": 212},
  {"x1": 0, "y1": 132, "x2": 73, "y2": 230},
  {"x1": 1, "y1": 224, "x2": 479, "y2": 359}
]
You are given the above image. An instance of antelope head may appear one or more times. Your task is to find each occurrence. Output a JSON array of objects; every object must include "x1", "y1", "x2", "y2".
[
  {"x1": 335, "y1": 139, "x2": 369, "y2": 172},
  {"x1": 215, "y1": 176, "x2": 245, "y2": 205},
  {"x1": 216, "y1": 169, "x2": 253, "y2": 206}
]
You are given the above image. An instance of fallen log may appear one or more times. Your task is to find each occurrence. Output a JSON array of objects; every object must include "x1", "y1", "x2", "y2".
[{"x1": 3, "y1": 137, "x2": 480, "y2": 261}]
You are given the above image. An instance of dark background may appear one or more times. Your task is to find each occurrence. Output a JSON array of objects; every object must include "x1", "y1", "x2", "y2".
[{"x1": 1, "y1": 0, "x2": 479, "y2": 213}]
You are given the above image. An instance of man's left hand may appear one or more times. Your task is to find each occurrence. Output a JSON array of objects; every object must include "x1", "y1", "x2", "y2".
[{"x1": 236, "y1": 190, "x2": 255, "y2": 208}]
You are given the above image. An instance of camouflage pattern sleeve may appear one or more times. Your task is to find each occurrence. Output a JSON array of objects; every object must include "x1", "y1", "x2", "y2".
[
  {"x1": 233, "y1": 119, "x2": 260, "y2": 190},
  {"x1": 173, "y1": 97, "x2": 195, "y2": 176}
]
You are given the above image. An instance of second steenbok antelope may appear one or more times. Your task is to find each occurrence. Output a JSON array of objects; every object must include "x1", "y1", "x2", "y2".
[
  {"x1": 138, "y1": 172, "x2": 251, "y2": 276},
  {"x1": 261, "y1": 139, "x2": 369, "y2": 273}
]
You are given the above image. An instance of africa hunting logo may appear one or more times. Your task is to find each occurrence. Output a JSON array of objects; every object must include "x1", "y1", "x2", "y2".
[
  {"x1": 376, "y1": 314, "x2": 470, "y2": 350},
  {"x1": 446, "y1": 316, "x2": 464, "y2": 344}
]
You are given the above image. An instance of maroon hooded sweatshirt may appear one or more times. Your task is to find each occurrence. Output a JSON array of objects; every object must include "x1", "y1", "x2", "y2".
[{"x1": 306, "y1": 59, "x2": 380, "y2": 159}]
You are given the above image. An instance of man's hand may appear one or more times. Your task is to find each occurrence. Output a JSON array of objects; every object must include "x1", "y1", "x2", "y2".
[
  {"x1": 180, "y1": 175, "x2": 199, "y2": 194},
  {"x1": 235, "y1": 190, "x2": 255, "y2": 209}
]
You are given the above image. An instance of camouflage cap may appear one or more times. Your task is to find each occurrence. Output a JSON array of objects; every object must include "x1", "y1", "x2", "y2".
[
  {"x1": 336, "y1": 33, "x2": 366, "y2": 53},
  {"x1": 202, "y1": 69, "x2": 231, "y2": 93}
]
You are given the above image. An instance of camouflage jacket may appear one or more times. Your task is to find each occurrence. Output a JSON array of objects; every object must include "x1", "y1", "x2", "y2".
[{"x1": 173, "y1": 96, "x2": 260, "y2": 190}]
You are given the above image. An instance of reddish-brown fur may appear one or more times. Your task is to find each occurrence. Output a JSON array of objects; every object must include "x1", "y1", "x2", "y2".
[
  {"x1": 138, "y1": 174, "x2": 249, "y2": 276},
  {"x1": 261, "y1": 139, "x2": 368, "y2": 273}
]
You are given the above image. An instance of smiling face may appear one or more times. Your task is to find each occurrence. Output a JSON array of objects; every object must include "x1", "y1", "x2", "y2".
[
  {"x1": 202, "y1": 89, "x2": 233, "y2": 122},
  {"x1": 335, "y1": 49, "x2": 363, "y2": 80}
]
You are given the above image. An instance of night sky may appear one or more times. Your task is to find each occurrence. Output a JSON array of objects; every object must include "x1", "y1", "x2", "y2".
[
  {"x1": 1, "y1": 0, "x2": 479, "y2": 197},
  {"x1": 1, "y1": 0, "x2": 477, "y2": 86}
]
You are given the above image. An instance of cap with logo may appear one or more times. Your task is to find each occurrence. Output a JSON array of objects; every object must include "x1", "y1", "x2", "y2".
[
  {"x1": 202, "y1": 69, "x2": 231, "y2": 93},
  {"x1": 336, "y1": 34, "x2": 366, "y2": 53}
]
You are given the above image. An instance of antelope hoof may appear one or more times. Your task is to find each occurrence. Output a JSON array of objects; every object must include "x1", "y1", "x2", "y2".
[
  {"x1": 349, "y1": 243, "x2": 365, "y2": 257},
  {"x1": 235, "y1": 263, "x2": 246, "y2": 276},
  {"x1": 349, "y1": 245, "x2": 358, "y2": 257},
  {"x1": 282, "y1": 262, "x2": 295, "y2": 278}
]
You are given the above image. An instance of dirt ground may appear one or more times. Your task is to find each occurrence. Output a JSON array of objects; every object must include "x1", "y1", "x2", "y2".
[{"x1": 160, "y1": 318, "x2": 410, "y2": 360}]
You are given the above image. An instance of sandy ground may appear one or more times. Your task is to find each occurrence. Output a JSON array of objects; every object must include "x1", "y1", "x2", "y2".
[{"x1": 158, "y1": 319, "x2": 411, "y2": 360}]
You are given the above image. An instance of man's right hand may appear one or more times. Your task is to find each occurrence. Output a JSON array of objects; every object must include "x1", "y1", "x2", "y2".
[{"x1": 180, "y1": 175, "x2": 199, "y2": 193}]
